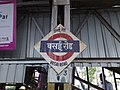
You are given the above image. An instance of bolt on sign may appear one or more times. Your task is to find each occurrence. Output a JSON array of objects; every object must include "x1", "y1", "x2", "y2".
[{"x1": 34, "y1": 24, "x2": 86, "y2": 74}]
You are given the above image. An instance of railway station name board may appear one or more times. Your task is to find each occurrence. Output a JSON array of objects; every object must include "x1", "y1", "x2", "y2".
[{"x1": 34, "y1": 24, "x2": 86, "y2": 73}]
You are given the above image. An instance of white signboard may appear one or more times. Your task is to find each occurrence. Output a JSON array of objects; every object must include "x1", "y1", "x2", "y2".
[
  {"x1": 0, "y1": 0, "x2": 16, "y2": 50},
  {"x1": 34, "y1": 24, "x2": 86, "y2": 73},
  {"x1": 0, "y1": 4, "x2": 13, "y2": 44}
]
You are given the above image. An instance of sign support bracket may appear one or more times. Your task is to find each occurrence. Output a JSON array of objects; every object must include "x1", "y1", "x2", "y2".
[{"x1": 48, "y1": 0, "x2": 72, "y2": 90}]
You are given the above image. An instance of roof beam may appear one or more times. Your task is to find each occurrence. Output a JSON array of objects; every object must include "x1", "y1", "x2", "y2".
[
  {"x1": 0, "y1": 58, "x2": 120, "y2": 64},
  {"x1": 75, "y1": 11, "x2": 91, "y2": 36},
  {"x1": 32, "y1": 17, "x2": 45, "y2": 37},
  {"x1": 17, "y1": 1, "x2": 49, "y2": 6},
  {"x1": 93, "y1": 10, "x2": 120, "y2": 43},
  {"x1": 74, "y1": 58, "x2": 120, "y2": 63}
]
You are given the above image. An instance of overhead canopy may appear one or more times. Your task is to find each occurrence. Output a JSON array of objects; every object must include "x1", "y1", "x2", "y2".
[
  {"x1": 16, "y1": 0, "x2": 120, "y2": 14},
  {"x1": 70, "y1": 0, "x2": 120, "y2": 8}
]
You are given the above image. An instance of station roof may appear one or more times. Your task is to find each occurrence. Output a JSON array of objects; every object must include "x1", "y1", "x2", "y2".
[
  {"x1": 0, "y1": 0, "x2": 120, "y2": 83},
  {"x1": 17, "y1": 0, "x2": 120, "y2": 8},
  {"x1": 16, "y1": 0, "x2": 120, "y2": 14},
  {"x1": 0, "y1": 0, "x2": 120, "y2": 62},
  {"x1": 70, "y1": 0, "x2": 120, "y2": 8}
]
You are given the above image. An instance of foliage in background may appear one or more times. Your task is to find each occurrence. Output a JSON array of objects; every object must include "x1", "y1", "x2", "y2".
[
  {"x1": 88, "y1": 67, "x2": 97, "y2": 82},
  {"x1": 79, "y1": 67, "x2": 97, "y2": 83},
  {"x1": 78, "y1": 67, "x2": 97, "y2": 83},
  {"x1": 6, "y1": 86, "x2": 15, "y2": 90},
  {"x1": 108, "y1": 70, "x2": 113, "y2": 77}
]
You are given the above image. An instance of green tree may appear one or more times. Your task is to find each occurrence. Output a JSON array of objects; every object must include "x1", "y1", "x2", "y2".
[
  {"x1": 88, "y1": 67, "x2": 97, "y2": 82},
  {"x1": 78, "y1": 67, "x2": 97, "y2": 82}
]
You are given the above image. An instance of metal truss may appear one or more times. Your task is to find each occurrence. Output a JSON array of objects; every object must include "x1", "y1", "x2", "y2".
[{"x1": 93, "y1": 10, "x2": 120, "y2": 43}]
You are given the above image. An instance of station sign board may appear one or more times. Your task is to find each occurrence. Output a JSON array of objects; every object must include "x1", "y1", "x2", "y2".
[
  {"x1": 34, "y1": 24, "x2": 86, "y2": 73},
  {"x1": 0, "y1": 0, "x2": 16, "y2": 50}
]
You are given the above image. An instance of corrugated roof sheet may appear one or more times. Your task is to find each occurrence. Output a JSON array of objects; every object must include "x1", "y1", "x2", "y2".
[
  {"x1": 0, "y1": 9, "x2": 120, "y2": 59},
  {"x1": 0, "y1": 64, "x2": 26, "y2": 83}
]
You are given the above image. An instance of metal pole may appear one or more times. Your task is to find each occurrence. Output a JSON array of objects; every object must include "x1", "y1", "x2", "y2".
[
  {"x1": 72, "y1": 67, "x2": 76, "y2": 85},
  {"x1": 86, "y1": 67, "x2": 90, "y2": 90},
  {"x1": 51, "y1": 5, "x2": 58, "y2": 30},
  {"x1": 102, "y1": 67, "x2": 107, "y2": 90},
  {"x1": 64, "y1": 4, "x2": 70, "y2": 31},
  {"x1": 113, "y1": 71, "x2": 118, "y2": 90}
]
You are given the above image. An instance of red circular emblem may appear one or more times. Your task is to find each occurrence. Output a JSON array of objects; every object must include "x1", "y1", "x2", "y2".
[{"x1": 47, "y1": 33, "x2": 73, "y2": 61}]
